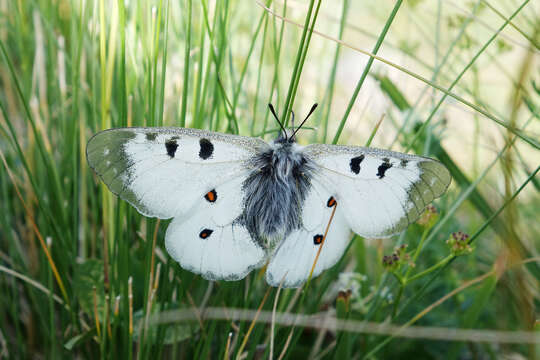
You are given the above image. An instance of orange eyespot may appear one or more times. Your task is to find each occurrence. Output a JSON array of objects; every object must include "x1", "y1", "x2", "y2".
[
  {"x1": 204, "y1": 189, "x2": 217, "y2": 203},
  {"x1": 313, "y1": 234, "x2": 323, "y2": 245},
  {"x1": 199, "y1": 229, "x2": 213, "y2": 239},
  {"x1": 327, "y1": 196, "x2": 337, "y2": 208}
]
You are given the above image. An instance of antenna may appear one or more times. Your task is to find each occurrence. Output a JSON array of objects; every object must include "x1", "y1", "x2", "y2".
[
  {"x1": 291, "y1": 103, "x2": 318, "y2": 138},
  {"x1": 268, "y1": 104, "x2": 287, "y2": 140}
]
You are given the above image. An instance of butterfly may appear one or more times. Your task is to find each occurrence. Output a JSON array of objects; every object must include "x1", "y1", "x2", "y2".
[{"x1": 86, "y1": 104, "x2": 451, "y2": 288}]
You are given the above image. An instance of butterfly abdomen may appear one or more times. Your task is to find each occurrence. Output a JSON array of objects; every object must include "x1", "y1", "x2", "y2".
[{"x1": 242, "y1": 142, "x2": 314, "y2": 247}]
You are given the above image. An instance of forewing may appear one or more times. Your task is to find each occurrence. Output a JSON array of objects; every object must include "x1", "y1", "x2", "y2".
[
  {"x1": 165, "y1": 175, "x2": 266, "y2": 280},
  {"x1": 86, "y1": 127, "x2": 267, "y2": 219},
  {"x1": 303, "y1": 144, "x2": 451, "y2": 238},
  {"x1": 266, "y1": 180, "x2": 351, "y2": 288}
]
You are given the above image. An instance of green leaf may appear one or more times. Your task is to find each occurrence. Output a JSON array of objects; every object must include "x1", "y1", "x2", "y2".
[
  {"x1": 334, "y1": 291, "x2": 352, "y2": 360},
  {"x1": 64, "y1": 329, "x2": 96, "y2": 350},
  {"x1": 372, "y1": 74, "x2": 410, "y2": 111}
]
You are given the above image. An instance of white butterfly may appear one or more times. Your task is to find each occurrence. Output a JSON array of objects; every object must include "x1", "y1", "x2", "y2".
[{"x1": 86, "y1": 105, "x2": 451, "y2": 288}]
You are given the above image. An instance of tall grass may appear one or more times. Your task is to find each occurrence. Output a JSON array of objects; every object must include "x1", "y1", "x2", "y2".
[{"x1": 0, "y1": 0, "x2": 539, "y2": 358}]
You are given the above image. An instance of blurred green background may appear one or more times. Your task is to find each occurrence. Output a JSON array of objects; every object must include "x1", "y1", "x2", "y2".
[{"x1": 0, "y1": 0, "x2": 538, "y2": 358}]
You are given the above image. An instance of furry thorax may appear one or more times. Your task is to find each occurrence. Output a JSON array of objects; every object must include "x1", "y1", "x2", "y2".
[{"x1": 241, "y1": 140, "x2": 315, "y2": 249}]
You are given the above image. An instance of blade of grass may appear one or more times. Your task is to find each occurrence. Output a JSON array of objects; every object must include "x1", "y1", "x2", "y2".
[
  {"x1": 318, "y1": 0, "x2": 349, "y2": 143},
  {"x1": 364, "y1": 114, "x2": 385, "y2": 147},
  {"x1": 0, "y1": 40, "x2": 67, "y2": 230},
  {"x1": 362, "y1": 270, "x2": 496, "y2": 359},
  {"x1": 405, "y1": 0, "x2": 532, "y2": 152},
  {"x1": 269, "y1": 275, "x2": 286, "y2": 360},
  {"x1": 250, "y1": 10, "x2": 270, "y2": 136},
  {"x1": 179, "y1": 0, "x2": 192, "y2": 127},
  {"x1": 282, "y1": 0, "x2": 322, "y2": 127},
  {"x1": 272, "y1": 0, "x2": 318, "y2": 125},
  {"x1": 481, "y1": 0, "x2": 539, "y2": 49},
  {"x1": 0, "y1": 265, "x2": 65, "y2": 307},
  {"x1": 261, "y1": 3, "x2": 540, "y2": 149},
  {"x1": 231, "y1": 3, "x2": 269, "y2": 112},
  {"x1": 151, "y1": 306, "x2": 540, "y2": 344},
  {"x1": 0, "y1": 149, "x2": 69, "y2": 303},
  {"x1": 396, "y1": 164, "x2": 540, "y2": 318},
  {"x1": 331, "y1": 0, "x2": 403, "y2": 144},
  {"x1": 235, "y1": 285, "x2": 272, "y2": 359}
]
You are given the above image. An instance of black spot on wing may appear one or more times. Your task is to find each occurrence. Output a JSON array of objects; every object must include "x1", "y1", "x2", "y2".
[
  {"x1": 349, "y1": 155, "x2": 365, "y2": 174},
  {"x1": 199, "y1": 229, "x2": 213, "y2": 239},
  {"x1": 145, "y1": 132, "x2": 157, "y2": 141},
  {"x1": 313, "y1": 234, "x2": 323, "y2": 245},
  {"x1": 165, "y1": 139, "x2": 178, "y2": 158},
  {"x1": 400, "y1": 159, "x2": 409, "y2": 167},
  {"x1": 199, "y1": 138, "x2": 214, "y2": 160},
  {"x1": 377, "y1": 158, "x2": 392, "y2": 179}
]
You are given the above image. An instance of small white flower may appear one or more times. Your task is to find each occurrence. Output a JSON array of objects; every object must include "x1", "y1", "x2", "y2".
[{"x1": 324, "y1": 272, "x2": 367, "y2": 303}]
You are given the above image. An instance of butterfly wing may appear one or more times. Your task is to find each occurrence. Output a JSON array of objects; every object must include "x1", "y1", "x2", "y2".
[
  {"x1": 303, "y1": 144, "x2": 451, "y2": 238},
  {"x1": 266, "y1": 179, "x2": 351, "y2": 288},
  {"x1": 87, "y1": 127, "x2": 269, "y2": 279},
  {"x1": 165, "y1": 175, "x2": 266, "y2": 280},
  {"x1": 86, "y1": 127, "x2": 268, "y2": 219}
]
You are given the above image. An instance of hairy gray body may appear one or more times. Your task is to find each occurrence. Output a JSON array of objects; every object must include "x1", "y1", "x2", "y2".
[{"x1": 242, "y1": 140, "x2": 314, "y2": 248}]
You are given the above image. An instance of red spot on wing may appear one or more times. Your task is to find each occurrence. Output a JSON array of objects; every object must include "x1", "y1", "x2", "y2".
[
  {"x1": 199, "y1": 229, "x2": 213, "y2": 239},
  {"x1": 204, "y1": 189, "x2": 217, "y2": 203},
  {"x1": 327, "y1": 196, "x2": 337, "y2": 208}
]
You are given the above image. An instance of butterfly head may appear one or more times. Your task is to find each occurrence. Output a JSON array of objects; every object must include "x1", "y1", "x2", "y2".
[
  {"x1": 268, "y1": 103, "x2": 318, "y2": 144},
  {"x1": 274, "y1": 129, "x2": 296, "y2": 144}
]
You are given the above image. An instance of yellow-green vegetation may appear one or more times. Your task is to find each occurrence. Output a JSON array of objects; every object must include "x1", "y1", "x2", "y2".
[{"x1": 0, "y1": 0, "x2": 539, "y2": 358}]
